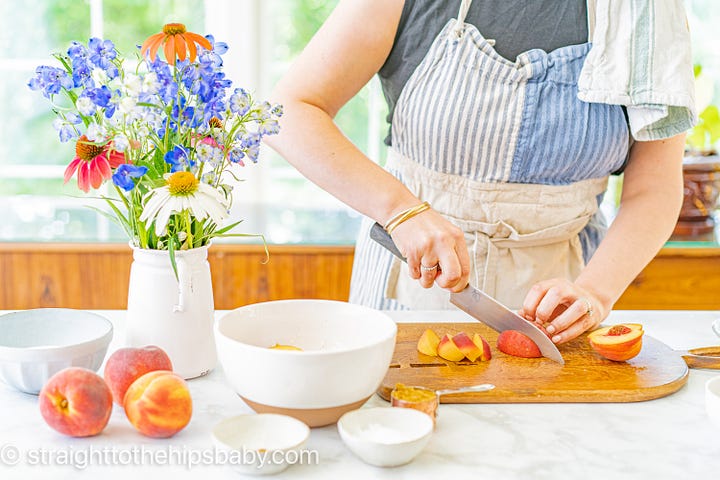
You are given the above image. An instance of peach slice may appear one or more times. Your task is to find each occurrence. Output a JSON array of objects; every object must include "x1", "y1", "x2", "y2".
[
  {"x1": 587, "y1": 323, "x2": 644, "y2": 361},
  {"x1": 497, "y1": 330, "x2": 542, "y2": 358},
  {"x1": 269, "y1": 344, "x2": 303, "y2": 351},
  {"x1": 472, "y1": 333, "x2": 492, "y2": 361},
  {"x1": 417, "y1": 328, "x2": 441, "y2": 357},
  {"x1": 437, "y1": 334, "x2": 465, "y2": 362},
  {"x1": 452, "y1": 332, "x2": 483, "y2": 361}
]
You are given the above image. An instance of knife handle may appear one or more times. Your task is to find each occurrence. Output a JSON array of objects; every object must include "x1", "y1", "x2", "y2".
[{"x1": 370, "y1": 222, "x2": 407, "y2": 262}]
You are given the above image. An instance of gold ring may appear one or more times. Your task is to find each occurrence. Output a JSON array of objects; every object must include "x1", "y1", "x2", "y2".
[
  {"x1": 420, "y1": 263, "x2": 439, "y2": 272},
  {"x1": 580, "y1": 297, "x2": 594, "y2": 317}
]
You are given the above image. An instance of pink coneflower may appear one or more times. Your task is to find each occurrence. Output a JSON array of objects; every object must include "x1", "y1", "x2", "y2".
[{"x1": 64, "y1": 135, "x2": 126, "y2": 192}]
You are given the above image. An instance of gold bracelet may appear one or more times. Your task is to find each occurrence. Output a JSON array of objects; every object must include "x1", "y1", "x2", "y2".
[{"x1": 384, "y1": 201, "x2": 431, "y2": 234}]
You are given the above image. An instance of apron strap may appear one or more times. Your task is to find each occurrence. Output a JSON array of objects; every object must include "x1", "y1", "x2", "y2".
[
  {"x1": 587, "y1": 0, "x2": 596, "y2": 41},
  {"x1": 453, "y1": 0, "x2": 473, "y2": 38}
]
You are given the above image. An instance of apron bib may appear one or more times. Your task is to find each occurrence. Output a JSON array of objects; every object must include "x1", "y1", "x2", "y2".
[{"x1": 349, "y1": 0, "x2": 628, "y2": 311}]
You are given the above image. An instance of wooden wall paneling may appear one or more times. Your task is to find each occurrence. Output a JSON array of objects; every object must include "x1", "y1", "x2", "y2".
[
  {"x1": 1, "y1": 243, "x2": 718, "y2": 310},
  {"x1": 615, "y1": 248, "x2": 720, "y2": 310},
  {"x1": 0, "y1": 243, "x2": 355, "y2": 310}
]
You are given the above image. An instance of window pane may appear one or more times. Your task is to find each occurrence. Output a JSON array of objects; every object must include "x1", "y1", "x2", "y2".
[
  {"x1": 0, "y1": 70, "x2": 75, "y2": 169},
  {"x1": 0, "y1": 0, "x2": 91, "y2": 59}
]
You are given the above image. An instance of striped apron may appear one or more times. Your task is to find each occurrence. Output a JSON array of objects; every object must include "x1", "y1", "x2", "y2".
[{"x1": 350, "y1": 0, "x2": 629, "y2": 310}]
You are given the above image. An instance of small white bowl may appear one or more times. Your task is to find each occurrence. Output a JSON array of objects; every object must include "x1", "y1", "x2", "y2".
[
  {"x1": 338, "y1": 407, "x2": 433, "y2": 467},
  {"x1": 706, "y1": 376, "x2": 720, "y2": 429},
  {"x1": 0, "y1": 309, "x2": 113, "y2": 394},
  {"x1": 212, "y1": 414, "x2": 311, "y2": 476},
  {"x1": 712, "y1": 318, "x2": 720, "y2": 338}
]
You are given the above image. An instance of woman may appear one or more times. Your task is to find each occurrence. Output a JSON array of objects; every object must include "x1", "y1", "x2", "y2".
[{"x1": 266, "y1": 0, "x2": 692, "y2": 344}]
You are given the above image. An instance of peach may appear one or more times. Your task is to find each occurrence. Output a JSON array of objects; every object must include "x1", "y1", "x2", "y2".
[
  {"x1": 472, "y1": 333, "x2": 492, "y2": 361},
  {"x1": 123, "y1": 370, "x2": 192, "y2": 438},
  {"x1": 497, "y1": 330, "x2": 542, "y2": 358},
  {"x1": 417, "y1": 328, "x2": 441, "y2": 357},
  {"x1": 437, "y1": 334, "x2": 465, "y2": 362},
  {"x1": 39, "y1": 367, "x2": 113, "y2": 437},
  {"x1": 104, "y1": 345, "x2": 173, "y2": 404},
  {"x1": 452, "y1": 332, "x2": 483, "y2": 361},
  {"x1": 587, "y1": 323, "x2": 644, "y2": 361}
]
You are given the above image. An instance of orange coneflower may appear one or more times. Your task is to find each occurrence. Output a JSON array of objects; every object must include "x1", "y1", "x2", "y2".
[{"x1": 141, "y1": 23, "x2": 212, "y2": 65}]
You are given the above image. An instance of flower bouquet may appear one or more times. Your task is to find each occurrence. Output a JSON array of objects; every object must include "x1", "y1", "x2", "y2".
[
  {"x1": 28, "y1": 23, "x2": 282, "y2": 378},
  {"x1": 29, "y1": 22, "x2": 281, "y2": 257}
]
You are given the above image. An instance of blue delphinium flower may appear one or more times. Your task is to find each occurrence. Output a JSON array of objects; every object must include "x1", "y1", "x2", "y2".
[
  {"x1": 27, "y1": 66, "x2": 74, "y2": 98},
  {"x1": 229, "y1": 88, "x2": 250, "y2": 116},
  {"x1": 112, "y1": 164, "x2": 148, "y2": 192},
  {"x1": 88, "y1": 38, "x2": 118, "y2": 76},
  {"x1": 51, "y1": 112, "x2": 82, "y2": 142},
  {"x1": 164, "y1": 145, "x2": 195, "y2": 172}
]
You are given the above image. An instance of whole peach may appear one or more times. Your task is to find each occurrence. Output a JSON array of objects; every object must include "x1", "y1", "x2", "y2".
[
  {"x1": 39, "y1": 367, "x2": 113, "y2": 437},
  {"x1": 104, "y1": 345, "x2": 173, "y2": 404},
  {"x1": 123, "y1": 370, "x2": 192, "y2": 438}
]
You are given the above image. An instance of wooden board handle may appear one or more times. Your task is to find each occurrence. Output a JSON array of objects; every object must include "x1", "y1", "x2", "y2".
[{"x1": 682, "y1": 346, "x2": 720, "y2": 369}]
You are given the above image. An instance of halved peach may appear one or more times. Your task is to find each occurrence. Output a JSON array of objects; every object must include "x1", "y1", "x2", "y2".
[
  {"x1": 417, "y1": 328, "x2": 441, "y2": 357},
  {"x1": 472, "y1": 333, "x2": 492, "y2": 361},
  {"x1": 497, "y1": 330, "x2": 542, "y2": 358},
  {"x1": 587, "y1": 323, "x2": 644, "y2": 361},
  {"x1": 437, "y1": 334, "x2": 465, "y2": 362}
]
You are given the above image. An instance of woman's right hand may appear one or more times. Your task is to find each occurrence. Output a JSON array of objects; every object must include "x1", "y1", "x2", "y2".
[{"x1": 389, "y1": 208, "x2": 471, "y2": 293}]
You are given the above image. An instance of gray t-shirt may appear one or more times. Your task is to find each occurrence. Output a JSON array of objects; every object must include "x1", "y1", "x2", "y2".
[{"x1": 378, "y1": 0, "x2": 588, "y2": 146}]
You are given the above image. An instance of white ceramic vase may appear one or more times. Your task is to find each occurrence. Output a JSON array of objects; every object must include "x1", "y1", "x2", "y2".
[{"x1": 126, "y1": 244, "x2": 216, "y2": 379}]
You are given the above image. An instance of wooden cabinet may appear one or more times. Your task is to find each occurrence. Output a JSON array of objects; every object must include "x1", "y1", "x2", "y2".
[
  {"x1": 0, "y1": 243, "x2": 718, "y2": 310},
  {"x1": 614, "y1": 247, "x2": 720, "y2": 310}
]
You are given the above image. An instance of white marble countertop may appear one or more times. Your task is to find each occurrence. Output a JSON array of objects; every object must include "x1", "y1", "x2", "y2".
[{"x1": 1, "y1": 310, "x2": 720, "y2": 480}]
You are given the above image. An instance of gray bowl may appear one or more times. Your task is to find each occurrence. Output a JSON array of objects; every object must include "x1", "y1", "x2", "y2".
[{"x1": 0, "y1": 309, "x2": 113, "y2": 394}]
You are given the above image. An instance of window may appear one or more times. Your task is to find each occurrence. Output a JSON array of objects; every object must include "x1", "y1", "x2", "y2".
[
  {"x1": 1, "y1": 0, "x2": 385, "y2": 244},
  {"x1": 2, "y1": 1, "x2": 717, "y2": 244}
]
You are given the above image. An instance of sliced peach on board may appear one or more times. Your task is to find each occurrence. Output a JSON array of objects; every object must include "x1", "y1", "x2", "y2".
[
  {"x1": 587, "y1": 323, "x2": 644, "y2": 361},
  {"x1": 269, "y1": 344, "x2": 303, "y2": 351},
  {"x1": 472, "y1": 333, "x2": 492, "y2": 361},
  {"x1": 452, "y1": 332, "x2": 483, "y2": 361},
  {"x1": 497, "y1": 330, "x2": 542, "y2": 358},
  {"x1": 416, "y1": 328, "x2": 441, "y2": 357},
  {"x1": 437, "y1": 334, "x2": 465, "y2": 362}
]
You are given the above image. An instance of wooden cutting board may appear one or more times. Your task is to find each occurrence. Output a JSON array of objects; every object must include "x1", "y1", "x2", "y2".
[{"x1": 377, "y1": 322, "x2": 692, "y2": 403}]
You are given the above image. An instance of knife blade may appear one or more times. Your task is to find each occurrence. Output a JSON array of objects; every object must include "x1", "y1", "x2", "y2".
[{"x1": 370, "y1": 222, "x2": 564, "y2": 364}]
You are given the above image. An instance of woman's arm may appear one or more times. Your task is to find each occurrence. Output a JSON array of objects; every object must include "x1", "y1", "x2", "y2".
[
  {"x1": 266, "y1": 0, "x2": 470, "y2": 291},
  {"x1": 521, "y1": 133, "x2": 686, "y2": 343}
]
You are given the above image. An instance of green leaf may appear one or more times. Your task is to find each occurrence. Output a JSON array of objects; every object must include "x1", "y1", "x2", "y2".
[
  {"x1": 700, "y1": 106, "x2": 720, "y2": 145},
  {"x1": 694, "y1": 64, "x2": 702, "y2": 77},
  {"x1": 212, "y1": 219, "x2": 244, "y2": 236},
  {"x1": 168, "y1": 236, "x2": 179, "y2": 282}
]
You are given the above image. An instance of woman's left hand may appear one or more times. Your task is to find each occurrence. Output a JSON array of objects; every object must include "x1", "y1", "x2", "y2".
[{"x1": 519, "y1": 278, "x2": 608, "y2": 344}]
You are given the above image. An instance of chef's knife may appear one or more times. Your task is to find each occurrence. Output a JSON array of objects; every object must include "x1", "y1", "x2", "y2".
[{"x1": 370, "y1": 222, "x2": 564, "y2": 364}]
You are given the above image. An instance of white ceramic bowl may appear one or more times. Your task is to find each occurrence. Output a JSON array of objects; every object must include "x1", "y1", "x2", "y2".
[
  {"x1": 215, "y1": 299, "x2": 397, "y2": 427},
  {"x1": 0, "y1": 309, "x2": 113, "y2": 394},
  {"x1": 212, "y1": 414, "x2": 311, "y2": 476},
  {"x1": 706, "y1": 376, "x2": 720, "y2": 429},
  {"x1": 337, "y1": 407, "x2": 434, "y2": 467}
]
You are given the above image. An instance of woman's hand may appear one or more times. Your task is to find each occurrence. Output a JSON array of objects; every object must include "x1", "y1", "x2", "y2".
[
  {"x1": 389, "y1": 208, "x2": 471, "y2": 293},
  {"x1": 519, "y1": 278, "x2": 609, "y2": 344}
]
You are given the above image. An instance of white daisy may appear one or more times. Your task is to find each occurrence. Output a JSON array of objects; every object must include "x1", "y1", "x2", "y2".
[{"x1": 139, "y1": 171, "x2": 229, "y2": 236}]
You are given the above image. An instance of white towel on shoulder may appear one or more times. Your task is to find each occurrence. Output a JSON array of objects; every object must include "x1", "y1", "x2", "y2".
[{"x1": 578, "y1": 0, "x2": 697, "y2": 141}]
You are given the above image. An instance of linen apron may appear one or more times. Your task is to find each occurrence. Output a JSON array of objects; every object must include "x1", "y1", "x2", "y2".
[{"x1": 350, "y1": 0, "x2": 629, "y2": 310}]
